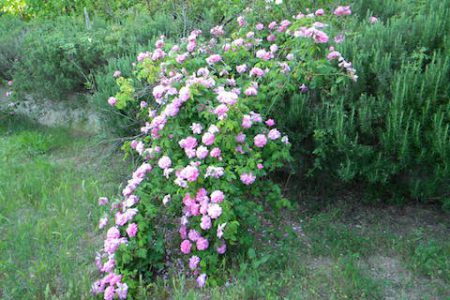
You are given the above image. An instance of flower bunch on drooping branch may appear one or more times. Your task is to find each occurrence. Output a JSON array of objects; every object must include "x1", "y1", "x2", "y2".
[{"x1": 92, "y1": 4, "x2": 355, "y2": 299}]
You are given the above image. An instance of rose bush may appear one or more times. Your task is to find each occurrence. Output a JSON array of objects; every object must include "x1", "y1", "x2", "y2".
[{"x1": 92, "y1": 5, "x2": 355, "y2": 299}]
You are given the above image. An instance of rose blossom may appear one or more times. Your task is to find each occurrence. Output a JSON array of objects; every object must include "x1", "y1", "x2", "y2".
[
  {"x1": 217, "y1": 223, "x2": 226, "y2": 238},
  {"x1": 196, "y1": 237, "x2": 209, "y2": 250},
  {"x1": 206, "y1": 54, "x2": 222, "y2": 64},
  {"x1": 179, "y1": 136, "x2": 198, "y2": 149},
  {"x1": 98, "y1": 217, "x2": 108, "y2": 229},
  {"x1": 189, "y1": 255, "x2": 201, "y2": 270},
  {"x1": 180, "y1": 165, "x2": 200, "y2": 182},
  {"x1": 315, "y1": 9, "x2": 325, "y2": 16},
  {"x1": 217, "y1": 241, "x2": 227, "y2": 254},
  {"x1": 217, "y1": 90, "x2": 238, "y2": 105},
  {"x1": 196, "y1": 146, "x2": 209, "y2": 159},
  {"x1": 199, "y1": 217, "x2": 211, "y2": 232},
  {"x1": 208, "y1": 204, "x2": 222, "y2": 219},
  {"x1": 245, "y1": 86, "x2": 258, "y2": 96},
  {"x1": 181, "y1": 240, "x2": 192, "y2": 254},
  {"x1": 334, "y1": 6, "x2": 351, "y2": 16},
  {"x1": 116, "y1": 283, "x2": 128, "y2": 300},
  {"x1": 210, "y1": 25, "x2": 225, "y2": 37},
  {"x1": 240, "y1": 172, "x2": 256, "y2": 185},
  {"x1": 98, "y1": 197, "x2": 108, "y2": 206},
  {"x1": 211, "y1": 190, "x2": 224, "y2": 203},
  {"x1": 104, "y1": 286, "x2": 115, "y2": 300},
  {"x1": 236, "y1": 132, "x2": 246, "y2": 143},
  {"x1": 214, "y1": 104, "x2": 229, "y2": 119},
  {"x1": 254, "y1": 134, "x2": 267, "y2": 147},
  {"x1": 158, "y1": 156, "x2": 172, "y2": 169},
  {"x1": 268, "y1": 129, "x2": 281, "y2": 140},
  {"x1": 107, "y1": 97, "x2": 117, "y2": 106},
  {"x1": 237, "y1": 16, "x2": 246, "y2": 27},
  {"x1": 179, "y1": 225, "x2": 187, "y2": 239},
  {"x1": 236, "y1": 64, "x2": 247, "y2": 73},
  {"x1": 249, "y1": 67, "x2": 265, "y2": 77},
  {"x1": 202, "y1": 132, "x2": 215, "y2": 146},
  {"x1": 191, "y1": 123, "x2": 203, "y2": 134},
  {"x1": 242, "y1": 115, "x2": 252, "y2": 129},
  {"x1": 210, "y1": 147, "x2": 221, "y2": 158},
  {"x1": 126, "y1": 223, "x2": 138, "y2": 237},
  {"x1": 188, "y1": 229, "x2": 201, "y2": 242},
  {"x1": 197, "y1": 274, "x2": 207, "y2": 288},
  {"x1": 265, "y1": 119, "x2": 275, "y2": 126}
]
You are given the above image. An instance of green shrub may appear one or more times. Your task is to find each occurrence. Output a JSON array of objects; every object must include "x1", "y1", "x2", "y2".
[
  {"x1": 10, "y1": 13, "x2": 180, "y2": 99},
  {"x1": 0, "y1": 15, "x2": 25, "y2": 79},
  {"x1": 278, "y1": 0, "x2": 450, "y2": 205}
]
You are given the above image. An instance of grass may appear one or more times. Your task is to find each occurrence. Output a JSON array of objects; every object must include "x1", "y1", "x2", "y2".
[
  {"x1": 0, "y1": 116, "x2": 129, "y2": 299},
  {"x1": 0, "y1": 116, "x2": 448, "y2": 299}
]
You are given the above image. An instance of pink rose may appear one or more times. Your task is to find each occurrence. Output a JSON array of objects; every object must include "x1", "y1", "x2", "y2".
[
  {"x1": 214, "y1": 104, "x2": 229, "y2": 119},
  {"x1": 196, "y1": 237, "x2": 209, "y2": 250},
  {"x1": 208, "y1": 204, "x2": 222, "y2": 219},
  {"x1": 107, "y1": 227, "x2": 120, "y2": 239},
  {"x1": 249, "y1": 67, "x2": 265, "y2": 77},
  {"x1": 206, "y1": 54, "x2": 222, "y2": 64},
  {"x1": 200, "y1": 215, "x2": 212, "y2": 230},
  {"x1": 210, "y1": 25, "x2": 225, "y2": 37},
  {"x1": 265, "y1": 119, "x2": 275, "y2": 127},
  {"x1": 104, "y1": 286, "x2": 115, "y2": 300},
  {"x1": 180, "y1": 165, "x2": 200, "y2": 182},
  {"x1": 188, "y1": 229, "x2": 201, "y2": 242},
  {"x1": 242, "y1": 115, "x2": 252, "y2": 129},
  {"x1": 254, "y1": 134, "x2": 267, "y2": 147},
  {"x1": 116, "y1": 283, "x2": 128, "y2": 300},
  {"x1": 179, "y1": 86, "x2": 191, "y2": 102},
  {"x1": 179, "y1": 136, "x2": 198, "y2": 149},
  {"x1": 211, "y1": 190, "x2": 224, "y2": 203},
  {"x1": 179, "y1": 225, "x2": 187, "y2": 239},
  {"x1": 181, "y1": 240, "x2": 192, "y2": 254},
  {"x1": 196, "y1": 146, "x2": 209, "y2": 159},
  {"x1": 334, "y1": 6, "x2": 351, "y2": 16},
  {"x1": 107, "y1": 97, "x2": 117, "y2": 106},
  {"x1": 268, "y1": 129, "x2": 281, "y2": 140},
  {"x1": 189, "y1": 255, "x2": 201, "y2": 270},
  {"x1": 217, "y1": 241, "x2": 227, "y2": 254},
  {"x1": 197, "y1": 274, "x2": 207, "y2": 288},
  {"x1": 126, "y1": 223, "x2": 138, "y2": 238},
  {"x1": 240, "y1": 172, "x2": 256, "y2": 185},
  {"x1": 236, "y1": 64, "x2": 247, "y2": 73},
  {"x1": 98, "y1": 197, "x2": 109, "y2": 206},
  {"x1": 210, "y1": 147, "x2": 221, "y2": 158},
  {"x1": 237, "y1": 16, "x2": 246, "y2": 27},
  {"x1": 202, "y1": 132, "x2": 215, "y2": 146},
  {"x1": 158, "y1": 156, "x2": 172, "y2": 169},
  {"x1": 236, "y1": 133, "x2": 246, "y2": 143}
]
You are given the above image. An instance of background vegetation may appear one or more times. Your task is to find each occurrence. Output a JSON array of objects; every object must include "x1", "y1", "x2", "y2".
[
  {"x1": 2, "y1": 0, "x2": 448, "y2": 208},
  {"x1": 0, "y1": 0, "x2": 449, "y2": 299}
]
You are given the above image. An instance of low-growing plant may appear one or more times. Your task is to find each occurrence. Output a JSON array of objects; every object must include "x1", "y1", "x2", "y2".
[{"x1": 92, "y1": 4, "x2": 355, "y2": 299}]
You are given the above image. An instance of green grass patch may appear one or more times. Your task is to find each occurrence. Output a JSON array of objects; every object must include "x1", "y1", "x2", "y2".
[{"x1": 0, "y1": 117, "x2": 127, "y2": 299}]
